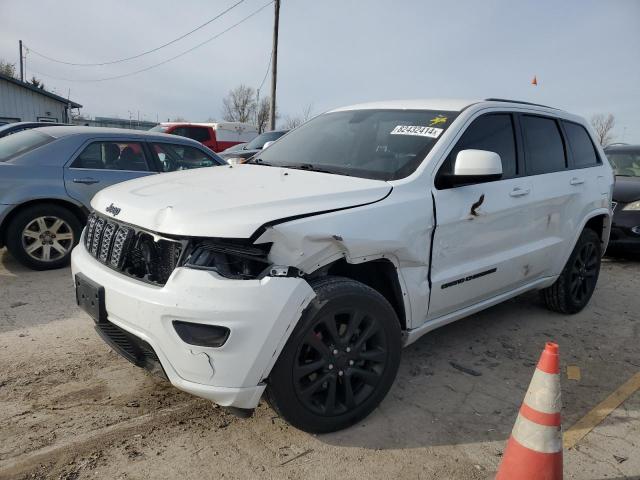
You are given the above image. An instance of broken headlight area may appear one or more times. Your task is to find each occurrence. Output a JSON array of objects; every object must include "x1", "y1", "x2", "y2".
[
  {"x1": 182, "y1": 240, "x2": 273, "y2": 279},
  {"x1": 123, "y1": 233, "x2": 184, "y2": 285}
]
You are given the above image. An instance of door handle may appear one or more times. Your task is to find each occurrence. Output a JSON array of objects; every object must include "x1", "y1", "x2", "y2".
[
  {"x1": 72, "y1": 177, "x2": 100, "y2": 185},
  {"x1": 509, "y1": 187, "x2": 531, "y2": 197},
  {"x1": 570, "y1": 177, "x2": 585, "y2": 185}
]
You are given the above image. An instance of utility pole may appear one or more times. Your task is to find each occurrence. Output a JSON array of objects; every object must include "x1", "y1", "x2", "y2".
[
  {"x1": 269, "y1": 0, "x2": 280, "y2": 131},
  {"x1": 18, "y1": 40, "x2": 24, "y2": 82}
]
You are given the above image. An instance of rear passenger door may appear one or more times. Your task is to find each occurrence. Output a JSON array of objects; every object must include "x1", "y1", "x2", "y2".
[
  {"x1": 64, "y1": 140, "x2": 157, "y2": 207},
  {"x1": 517, "y1": 114, "x2": 585, "y2": 279},
  {"x1": 428, "y1": 113, "x2": 536, "y2": 319}
]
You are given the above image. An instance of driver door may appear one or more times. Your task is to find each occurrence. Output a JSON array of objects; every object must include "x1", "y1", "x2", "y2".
[{"x1": 428, "y1": 113, "x2": 535, "y2": 319}]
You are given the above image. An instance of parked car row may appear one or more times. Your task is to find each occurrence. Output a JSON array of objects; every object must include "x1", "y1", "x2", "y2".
[{"x1": 1, "y1": 99, "x2": 635, "y2": 434}]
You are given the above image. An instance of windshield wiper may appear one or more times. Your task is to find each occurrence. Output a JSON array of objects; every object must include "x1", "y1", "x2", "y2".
[
  {"x1": 280, "y1": 163, "x2": 349, "y2": 176},
  {"x1": 246, "y1": 157, "x2": 273, "y2": 166}
]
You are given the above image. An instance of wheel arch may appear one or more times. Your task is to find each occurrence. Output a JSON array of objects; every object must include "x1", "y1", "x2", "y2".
[
  {"x1": 312, "y1": 258, "x2": 408, "y2": 331},
  {"x1": 0, "y1": 198, "x2": 88, "y2": 246},
  {"x1": 577, "y1": 209, "x2": 611, "y2": 254}
]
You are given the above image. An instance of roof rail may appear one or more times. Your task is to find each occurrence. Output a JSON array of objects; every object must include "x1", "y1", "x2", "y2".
[{"x1": 484, "y1": 98, "x2": 558, "y2": 110}]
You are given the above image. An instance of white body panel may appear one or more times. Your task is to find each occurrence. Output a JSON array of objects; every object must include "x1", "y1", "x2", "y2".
[
  {"x1": 72, "y1": 99, "x2": 614, "y2": 409},
  {"x1": 90, "y1": 164, "x2": 391, "y2": 238}
]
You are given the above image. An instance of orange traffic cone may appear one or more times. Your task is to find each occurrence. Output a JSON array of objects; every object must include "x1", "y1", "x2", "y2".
[{"x1": 496, "y1": 342, "x2": 562, "y2": 480}]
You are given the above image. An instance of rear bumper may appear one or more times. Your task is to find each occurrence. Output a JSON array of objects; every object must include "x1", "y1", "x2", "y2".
[{"x1": 71, "y1": 242, "x2": 315, "y2": 408}]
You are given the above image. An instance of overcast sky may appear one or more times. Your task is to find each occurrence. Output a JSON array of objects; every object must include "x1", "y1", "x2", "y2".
[{"x1": 1, "y1": 0, "x2": 638, "y2": 140}]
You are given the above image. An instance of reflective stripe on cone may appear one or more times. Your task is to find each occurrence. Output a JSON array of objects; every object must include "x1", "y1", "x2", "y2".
[{"x1": 496, "y1": 342, "x2": 563, "y2": 480}]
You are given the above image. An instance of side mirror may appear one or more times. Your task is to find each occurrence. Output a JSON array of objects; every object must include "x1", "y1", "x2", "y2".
[
  {"x1": 453, "y1": 149, "x2": 502, "y2": 183},
  {"x1": 262, "y1": 141, "x2": 275, "y2": 150}
]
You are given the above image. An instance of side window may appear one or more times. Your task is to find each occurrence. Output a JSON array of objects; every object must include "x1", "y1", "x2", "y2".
[
  {"x1": 170, "y1": 127, "x2": 210, "y2": 142},
  {"x1": 436, "y1": 113, "x2": 517, "y2": 188},
  {"x1": 187, "y1": 127, "x2": 211, "y2": 143},
  {"x1": 521, "y1": 115, "x2": 566, "y2": 175},
  {"x1": 563, "y1": 121, "x2": 600, "y2": 168},
  {"x1": 152, "y1": 143, "x2": 218, "y2": 172},
  {"x1": 71, "y1": 142, "x2": 150, "y2": 171}
]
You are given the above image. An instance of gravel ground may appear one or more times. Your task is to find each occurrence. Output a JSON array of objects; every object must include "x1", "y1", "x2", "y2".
[{"x1": 0, "y1": 248, "x2": 638, "y2": 480}]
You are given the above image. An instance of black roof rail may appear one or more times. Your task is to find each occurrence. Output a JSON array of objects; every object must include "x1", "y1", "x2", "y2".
[{"x1": 484, "y1": 98, "x2": 558, "y2": 110}]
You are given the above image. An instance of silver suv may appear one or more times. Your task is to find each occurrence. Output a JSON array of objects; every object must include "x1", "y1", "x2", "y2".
[{"x1": 0, "y1": 126, "x2": 225, "y2": 270}]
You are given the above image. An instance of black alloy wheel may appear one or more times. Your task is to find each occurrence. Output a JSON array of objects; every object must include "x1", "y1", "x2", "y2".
[
  {"x1": 541, "y1": 228, "x2": 602, "y2": 314},
  {"x1": 569, "y1": 240, "x2": 599, "y2": 306},
  {"x1": 267, "y1": 276, "x2": 402, "y2": 433},
  {"x1": 293, "y1": 307, "x2": 389, "y2": 417}
]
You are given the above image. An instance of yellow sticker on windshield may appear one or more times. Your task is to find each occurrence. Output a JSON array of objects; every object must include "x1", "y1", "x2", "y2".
[{"x1": 429, "y1": 115, "x2": 448, "y2": 126}]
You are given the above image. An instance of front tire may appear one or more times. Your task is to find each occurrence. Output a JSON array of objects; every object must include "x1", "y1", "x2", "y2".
[
  {"x1": 5, "y1": 204, "x2": 82, "y2": 270},
  {"x1": 541, "y1": 228, "x2": 601, "y2": 314},
  {"x1": 266, "y1": 276, "x2": 402, "y2": 433}
]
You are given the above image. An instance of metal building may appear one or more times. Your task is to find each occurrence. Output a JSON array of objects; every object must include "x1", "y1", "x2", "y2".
[{"x1": 0, "y1": 72, "x2": 82, "y2": 125}]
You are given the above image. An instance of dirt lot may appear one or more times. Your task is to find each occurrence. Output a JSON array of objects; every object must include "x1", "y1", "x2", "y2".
[{"x1": 1, "y1": 247, "x2": 639, "y2": 480}]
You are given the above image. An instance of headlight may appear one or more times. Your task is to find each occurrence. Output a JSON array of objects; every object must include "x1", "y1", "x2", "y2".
[
  {"x1": 225, "y1": 157, "x2": 246, "y2": 165},
  {"x1": 622, "y1": 200, "x2": 640, "y2": 211},
  {"x1": 183, "y1": 240, "x2": 272, "y2": 279}
]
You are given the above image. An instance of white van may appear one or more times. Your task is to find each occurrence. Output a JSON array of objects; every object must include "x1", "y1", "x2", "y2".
[{"x1": 72, "y1": 99, "x2": 613, "y2": 433}]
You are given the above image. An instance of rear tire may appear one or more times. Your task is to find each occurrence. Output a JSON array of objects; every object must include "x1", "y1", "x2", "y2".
[
  {"x1": 541, "y1": 228, "x2": 601, "y2": 314},
  {"x1": 266, "y1": 276, "x2": 402, "y2": 433},
  {"x1": 5, "y1": 204, "x2": 82, "y2": 270}
]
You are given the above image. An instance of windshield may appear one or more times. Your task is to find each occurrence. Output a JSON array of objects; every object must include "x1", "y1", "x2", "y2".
[
  {"x1": 606, "y1": 150, "x2": 640, "y2": 177},
  {"x1": 0, "y1": 129, "x2": 54, "y2": 162},
  {"x1": 254, "y1": 109, "x2": 458, "y2": 180},
  {"x1": 149, "y1": 125, "x2": 169, "y2": 133},
  {"x1": 245, "y1": 130, "x2": 286, "y2": 150}
]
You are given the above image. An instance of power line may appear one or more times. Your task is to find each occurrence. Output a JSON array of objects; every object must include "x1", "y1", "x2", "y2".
[
  {"x1": 257, "y1": 49, "x2": 273, "y2": 94},
  {"x1": 25, "y1": 0, "x2": 246, "y2": 67},
  {"x1": 29, "y1": 1, "x2": 274, "y2": 83}
]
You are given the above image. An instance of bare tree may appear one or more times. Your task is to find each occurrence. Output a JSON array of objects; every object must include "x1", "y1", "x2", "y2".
[
  {"x1": 0, "y1": 59, "x2": 17, "y2": 78},
  {"x1": 282, "y1": 104, "x2": 314, "y2": 130},
  {"x1": 591, "y1": 113, "x2": 616, "y2": 147},
  {"x1": 222, "y1": 85, "x2": 256, "y2": 123},
  {"x1": 283, "y1": 115, "x2": 303, "y2": 129},
  {"x1": 301, "y1": 103, "x2": 314, "y2": 122},
  {"x1": 171, "y1": 116, "x2": 187, "y2": 122},
  {"x1": 255, "y1": 97, "x2": 271, "y2": 133}
]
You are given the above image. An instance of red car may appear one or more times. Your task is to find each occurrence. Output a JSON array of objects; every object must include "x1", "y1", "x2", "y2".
[{"x1": 150, "y1": 122, "x2": 258, "y2": 152}]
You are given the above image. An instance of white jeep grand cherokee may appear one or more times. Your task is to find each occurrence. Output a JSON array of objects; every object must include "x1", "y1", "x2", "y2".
[{"x1": 72, "y1": 99, "x2": 613, "y2": 433}]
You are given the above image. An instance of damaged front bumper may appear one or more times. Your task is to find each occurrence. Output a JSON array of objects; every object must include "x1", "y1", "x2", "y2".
[{"x1": 71, "y1": 243, "x2": 315, "y2": 409}]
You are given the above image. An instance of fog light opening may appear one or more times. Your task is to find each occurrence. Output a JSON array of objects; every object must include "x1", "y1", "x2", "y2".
[
  {"x1": 631, "y1": 226, "x2": 640, "y2": 236},
  {"x1": 173, "y1": 321, "x2": 230, "y2": 348}
]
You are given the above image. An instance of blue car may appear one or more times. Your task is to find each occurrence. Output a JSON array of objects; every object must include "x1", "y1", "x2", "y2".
[{"x1": 0, "y1": 126, "x2": 226, "y2": 270}]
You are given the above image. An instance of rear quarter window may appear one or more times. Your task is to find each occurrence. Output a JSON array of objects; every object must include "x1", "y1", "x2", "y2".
[
  {"x1": 563, "y1": 121, "x2": 600, "y2": 168},
  {"x1": 0, "y1": 130, "x2": 54, "y2": 162}
]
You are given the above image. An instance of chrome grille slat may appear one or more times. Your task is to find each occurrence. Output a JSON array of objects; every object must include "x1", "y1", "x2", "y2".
[
  {"x1": 90, "y1": 218, "x2": 105, "y2": 256},
  {"x1": 110, "y1": 226, "x2": 133, "y2": 269},
  {"x1": 85, "y1": 213, "x2": 97, "y2": 249},
  {"x1": 98, "y1": 222, "x2": 117, "y2": 263}
]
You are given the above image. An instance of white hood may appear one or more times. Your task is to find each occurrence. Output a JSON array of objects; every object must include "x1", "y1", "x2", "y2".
[{"x1": 91, "y1": 164, "x2": 391, "y2": 238}]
